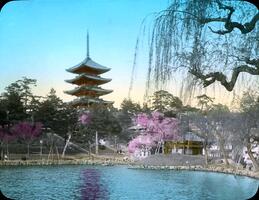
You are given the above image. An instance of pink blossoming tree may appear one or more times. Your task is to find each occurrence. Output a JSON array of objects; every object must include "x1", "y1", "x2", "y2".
[
  {"x1": 11, "y1": 121, "x2": 42, "y2": 158},
  {"x1": 79, "y1": 112, "x2": 91, "y2": 125},
  {"x1": 128, "y1": 111, "x2": 180, "y2": 155}
]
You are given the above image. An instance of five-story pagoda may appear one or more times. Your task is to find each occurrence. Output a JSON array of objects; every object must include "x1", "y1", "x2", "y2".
[{"x1": 64, "y1": 34, "x2": 113, "y2": 107}]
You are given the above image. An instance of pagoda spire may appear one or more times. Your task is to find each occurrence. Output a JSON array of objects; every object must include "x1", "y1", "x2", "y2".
[{"x1": 87, "y1": 31, "x2": 90, "y2": 58}]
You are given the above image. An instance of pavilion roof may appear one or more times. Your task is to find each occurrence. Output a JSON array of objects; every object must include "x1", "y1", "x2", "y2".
[
  {"x1": 64, "y1": 85, "x2": 113, "y2": 97},
  {"x1": 65, "y1": 73, "x2": 111, "y2": 85},
  {"x1": 66, "y1": 57, "x2": 110, "y2": 75},
  {"x1": 183, "y1": 132, "x2": 204, "y2": 142}
]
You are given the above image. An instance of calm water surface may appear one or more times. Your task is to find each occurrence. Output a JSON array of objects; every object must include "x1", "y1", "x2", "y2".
[{"x1": 0, "y1": 165, "x2": 258, "y2": 200}]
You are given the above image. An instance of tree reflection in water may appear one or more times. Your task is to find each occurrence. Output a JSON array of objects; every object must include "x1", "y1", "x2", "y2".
[{"x1": 80, "y1": 168, "x2": 108, "y2": 200}]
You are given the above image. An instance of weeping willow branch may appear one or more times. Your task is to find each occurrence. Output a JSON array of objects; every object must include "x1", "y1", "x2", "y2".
[
  {"x1": 190, "y1": 60, "x2": 259, "y2": 91},
  {"x1": 207, "y1": 1, "x2": 259, "y2": 35},
  {"x1": 164, "y1": 1, "x2": 259, "y2": 35},
  {"x1": 143, "y1": 0, "x2": 259, "y2": 95}
]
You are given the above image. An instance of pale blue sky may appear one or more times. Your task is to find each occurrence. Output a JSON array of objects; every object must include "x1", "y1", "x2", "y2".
[{"x1": 0, "y1": 0, "x2": 170, "y2": 107}]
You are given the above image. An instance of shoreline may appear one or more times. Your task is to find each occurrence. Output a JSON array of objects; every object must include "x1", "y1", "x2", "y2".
[
  {"x1": 0, "y1": 159, "x2": 258, "y2": 180},
  {"x1": 0, "y1": 158, "x2": 130, "y2": 166},
  {"x1": 128, "y1": 164, "x2": 259, "y2": 180}
]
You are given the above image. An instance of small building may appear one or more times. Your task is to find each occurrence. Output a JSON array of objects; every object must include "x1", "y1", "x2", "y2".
[{"x1": 164, "y1": 132, "x2": 204, "y2": 155}]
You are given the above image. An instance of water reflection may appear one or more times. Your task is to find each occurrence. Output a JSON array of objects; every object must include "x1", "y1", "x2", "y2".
[
  {"x1": 0, "y1": 166, "x2": 258, "y2": 200},
  {"x1": 80, "y1": 168, "x2": 108, "y2": 200}
]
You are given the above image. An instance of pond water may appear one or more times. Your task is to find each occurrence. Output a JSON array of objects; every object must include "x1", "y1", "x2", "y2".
[{"x1": 0, "y1": 165, "x2": 258, "y2": 200}]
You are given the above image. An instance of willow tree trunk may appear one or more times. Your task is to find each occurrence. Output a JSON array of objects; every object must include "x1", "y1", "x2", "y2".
[
  {"x1": 0, "y1": 143, "x2": 3, "y2": 160},
  {"x1": 95, "y1": 131, "x2": 98, "y2": 155},
  {"x1": 27, "y1": 143, "x2": 30, "y2": 159},
  {"x1": 247, "y1": 144, "x2": 259, "y2": 171},
  {"x1": 204, "y1": 144, "x2": 209, "y2": 167},
  {"x1": 219, "y1": 141, "x2": 229, "y2": 166},
  {"x1": 6, "y1": 142, "x2": 9, "y2": 158}
]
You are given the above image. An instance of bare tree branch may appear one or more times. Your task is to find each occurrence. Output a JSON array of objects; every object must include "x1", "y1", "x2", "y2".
[
  {"x1": 204, "y1": 1, "x2": 259, "y2": 35},
  {"x1": 165, "y1": 1, "x2": 259, "y2": 34},
  {"x1": 190, "y1": 61, "x2": 259, "y2": 91}
]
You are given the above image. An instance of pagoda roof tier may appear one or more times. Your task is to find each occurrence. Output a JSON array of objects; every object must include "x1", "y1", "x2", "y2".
[
  {"x1": 66, "y1": 57, "x2": 110, "y2": 75},
  {"x1": 69, "y1": 97, "x2": 114, "y2": 107},
  {"x1": 64, "y1": 86, "x2": 113, "y2": 97},
  {"x1": 65, "y1": 73, "x2": 111, "y2": 86}
]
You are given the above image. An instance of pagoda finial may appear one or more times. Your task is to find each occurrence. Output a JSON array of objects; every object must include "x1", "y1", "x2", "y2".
[{"x1": 87, "y1": 31, "x2": 90, "y2": 58}]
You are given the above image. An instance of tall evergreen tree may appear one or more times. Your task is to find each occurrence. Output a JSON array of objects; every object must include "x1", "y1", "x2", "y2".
[
  {"x1": 35, "y1": 88, "x2": 77, "y2": 137},
  {"x1": 151, "y1": 90, "x2": 183, "y2": 113}
]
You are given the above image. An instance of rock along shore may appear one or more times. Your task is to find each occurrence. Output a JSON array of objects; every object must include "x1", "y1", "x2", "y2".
[
  {"x1": 0, "y1": 158, "x2": 131, "y2": 166},
  {"x1": 128, "y1": 164, "x2": 259, "y2": 179},
  {"x1": 0, "y1": 156, "x2": 258, "y2": 180},
  {"x1": 128, "y1": 154, "x2": 259, "y2": 179}
]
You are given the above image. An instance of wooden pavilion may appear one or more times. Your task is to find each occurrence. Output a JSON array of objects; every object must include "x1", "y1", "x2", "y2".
[{"x1": 164, "y1": 132, "x2": 204, "y2": 155}]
